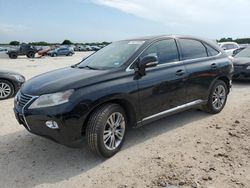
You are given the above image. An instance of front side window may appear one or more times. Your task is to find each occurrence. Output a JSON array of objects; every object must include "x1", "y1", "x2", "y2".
[
  {"x1": 78, "y1": 41, "x2": 144, "y2": 69},
  {"x1": 179, "y1": 39, "x2": 208, "y2": 60},
  {"x1": 140, "y1": 39, "x2": 179, "y2": 65}
]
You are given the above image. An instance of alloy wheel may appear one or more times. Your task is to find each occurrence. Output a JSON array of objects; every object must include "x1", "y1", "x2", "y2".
[
  {"x1": 0, "y1": 82, "x2": 11, "y2": 99},
  {"x1": 212, "y1": 85, "x2": 226, "y2": 110},
  {"x1": 103, "y1": 112, "x2": 126, "y2": 150}
]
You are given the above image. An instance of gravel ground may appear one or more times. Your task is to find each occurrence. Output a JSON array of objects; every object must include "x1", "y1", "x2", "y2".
[{"x1": 0, "y1": 52, "x2": 249, "y2": 188}]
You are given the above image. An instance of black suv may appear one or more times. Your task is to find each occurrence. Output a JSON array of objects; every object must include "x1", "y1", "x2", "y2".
[
  {"x1": 14, "y1": 35, "x2": 233, "y2": 157},
  {"x1": 7, "y1": 43, "x2": 37, "y2": 59}
]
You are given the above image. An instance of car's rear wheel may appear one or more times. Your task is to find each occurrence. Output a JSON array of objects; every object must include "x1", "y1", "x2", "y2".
[
  {"x1": 52, "y1": 53, "x2": 57, "y2": 57},
  {"x1": 86, "y1": 103, "x2": 127, "y2": 158},
  {"x1": 0, "y1": 80, "x2": 15, "y2": 100},
  {"x1": 203, "y1": 80, "x2": 228, "y2": 114},
  {"x1": 27, "y1": 51, "x2": 35, "y2": 58},
  {"x1": 68, "y1": 52, "x2": 73, "y2": 56}
]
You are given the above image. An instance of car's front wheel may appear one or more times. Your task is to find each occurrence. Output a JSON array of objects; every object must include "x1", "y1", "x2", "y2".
[
  {"x1": 0, "y1": 80, "x2": 15, "y2": 100},
  {"x1": 86, "y1": 103, "x2": 127, "y2": 158},
  {"x1": 203, "y1": 80, "x2": 228, "y2": 114}
]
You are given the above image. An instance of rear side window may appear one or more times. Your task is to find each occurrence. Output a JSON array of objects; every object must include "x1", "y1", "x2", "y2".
[
  {"x1": 141, "y1": 39, "x2": 179, "y2": 64},
  {"x1": 223, "y1": 44, "x2": 236, "y2": 50},
  {"x1": 204, "y1": 44, "x2": 219, "y2": 56},
  {"x1": 179, "y1": 39, "x2": 208, "y2": 60}
]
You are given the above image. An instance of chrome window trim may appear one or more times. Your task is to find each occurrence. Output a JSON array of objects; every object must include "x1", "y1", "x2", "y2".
[
  {"x1": 137, "y1": 99, "x2": 205, "y2": 123},
  {"x1": 180, "y1": 52, "x2": 222, "y2": 64},
  {"x1": 125, "y1": 39, "x2": 222, "y2": 72}
]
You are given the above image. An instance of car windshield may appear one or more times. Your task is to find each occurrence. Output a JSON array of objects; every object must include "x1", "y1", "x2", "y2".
[
  {"x1": 77, "y1": 40, "x2": 145, "y2": 69},
  {"x1": 235, "y1": 47, "x2": 250, "y2": 58}
]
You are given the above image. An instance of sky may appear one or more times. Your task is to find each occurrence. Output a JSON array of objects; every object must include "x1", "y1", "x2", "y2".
[{"x1": 0, "y1": 0, "x2": 249, "y2": 43}]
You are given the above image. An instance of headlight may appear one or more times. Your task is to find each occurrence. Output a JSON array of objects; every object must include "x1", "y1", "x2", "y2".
[
  {"x1": 12, "y1": 75, "x2": 25, "y2": 82},
  {"x1": 29, "y1": 89, "x2": 74, "y2": 109},
  {"x1": 246, "y1": 65, "x2": 250, "y2": 70}
]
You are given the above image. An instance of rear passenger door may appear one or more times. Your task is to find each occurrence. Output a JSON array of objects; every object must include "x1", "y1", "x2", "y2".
[
  {"x1": 177, "y1": 38, "x2": 220, "y2": 102},
  {"x1": 137, "y1": 39, "x2": 187, "y2": 120}
]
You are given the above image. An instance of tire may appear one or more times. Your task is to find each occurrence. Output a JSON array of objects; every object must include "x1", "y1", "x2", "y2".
[
  {"x1": 9, "y1": 53, "x2": 18, "y2": 59},
  {"x1": 68, "y1": 52, "x2": 73, "y2": 56},
  {"x1": 86, "y1": 103, "x2": 127, "y2": 158},
  {"x1": 203, "y1": 80, "x2": 228, "y2": 114},
  {"x1": 52, "y1": 53, "x2": 57, "y2": 57},
  {"x1": 26, "y1": 51, "x2": 35, "y2": 58},
  {"x1": 0, "y1": 79, "x2": 15, "y2": 100}
]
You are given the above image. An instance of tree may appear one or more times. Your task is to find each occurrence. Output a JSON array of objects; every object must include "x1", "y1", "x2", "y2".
[
  {"x1": 62, "y1": 40, "x2": 73, "y2": 45},
  {"x1": 29, "y1": 41, "x2": 50, "y2": 46},
  {"x1": 218, "y1": 38, "x2": 233, "y2": 43},
  {"x1": 9, "y1": 41, "x2": 20, "y2": 45}
]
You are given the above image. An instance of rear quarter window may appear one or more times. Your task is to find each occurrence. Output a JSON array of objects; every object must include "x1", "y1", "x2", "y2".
[{"x1": 204, "y1": 44, "x2": 220, "y2": 56}]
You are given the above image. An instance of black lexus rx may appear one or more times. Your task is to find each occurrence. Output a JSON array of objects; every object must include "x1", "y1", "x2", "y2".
[{"x1": 14, "y1": 35, "x2": 233, "y2": 157}]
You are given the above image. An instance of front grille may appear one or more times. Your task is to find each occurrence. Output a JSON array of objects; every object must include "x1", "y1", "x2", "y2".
[{"x1": 18, "y1": 93, "x2": 33, "y2": 108}]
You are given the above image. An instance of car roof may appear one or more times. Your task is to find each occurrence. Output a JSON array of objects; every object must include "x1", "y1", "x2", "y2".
[
  {"x1": 119, "y1": 35, "x2": 220, "y2": 50},
  {"x1": 120, "y1": 34, "x2": 215, "y2": 43}
]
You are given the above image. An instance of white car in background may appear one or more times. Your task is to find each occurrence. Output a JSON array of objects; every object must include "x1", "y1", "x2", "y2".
[
  {"x1": 0, "y1": 47, "x2": 8, "y2": 58},
  {"x1": 218, "y1": 42, "x2": 240, "y2": 56}
]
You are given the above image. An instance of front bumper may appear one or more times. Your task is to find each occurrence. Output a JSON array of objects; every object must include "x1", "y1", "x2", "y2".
[
  {"x1": 233, "y1": 66, "x2": 250, "y2": 80},
  {"x1": 14, "y1": 97, "x2": 88, "y2": 148}
]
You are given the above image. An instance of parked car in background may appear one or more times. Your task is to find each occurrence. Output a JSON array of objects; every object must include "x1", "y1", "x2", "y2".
[
  {"x1": 232, "y1": 47, "x2": 247, "y2": 56},
  {"x1": 0, "y1": 47, "x2": 8, "y2": 58},
  {"x1": 74, "y1": 45, "x2": 87, "y2": 51},
  {"x1": 47, "y1": 47, "x2": 74, "y2": 57},
  {"x1": 219, "y1": 42, "x2": 240, "y2": 56},
  {"x1": 7, "y1": 43, "x2": 37, "y2": 59},
  {"x1": 0, "y1": 47, "x2": 8, "y2": 52},
  {"x1": 91, "y1": 45, "x2": 101, "y2": 51},
  {"x1": 0, "y1": 70, "x2": 25, "y2": 100},
  {"x1": 232, "y1": 47, "x2": 250, "y2": 80},
  {"x1": 85, "y1": 45, "x2": 93, "y2": 51},
  {"x1": 14, "y1": 35, "x2": 233, "y2": 158}
]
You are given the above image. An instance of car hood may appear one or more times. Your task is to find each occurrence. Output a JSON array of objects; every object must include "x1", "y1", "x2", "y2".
[
  {"x1": 21, "y1": 67, "x2": 110, "y2": 95},
  {"x1": 232, "y1": 57, "x2": 250, "y2": 66}
]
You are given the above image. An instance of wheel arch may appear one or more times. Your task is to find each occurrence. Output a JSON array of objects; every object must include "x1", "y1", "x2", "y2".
[
  {"x1": 81, "y1": 97, "x2": 137, "y2": 135},
  {"x1": 208, "y1": 75, "x2": 231, "y2": 96},
  {"x1": 217, "y1": 76, "x2": 231, "y2": 93}
]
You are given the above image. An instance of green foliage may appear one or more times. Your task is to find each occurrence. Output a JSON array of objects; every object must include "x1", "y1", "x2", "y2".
[
  {"x1": 61, "y1": 40, "x2": 73, "y2": 45},
  {"x1": 29, "y1": 41, "x2": 50, "y2": 46},
  {"x1": 235, "y1": 38, "x2": 250, "y2": 44},
  {"x1": 9, "y1": 41, "x2": 20, "y2": 45},
  {"x1": 218, "y1": 38, "x2": 250, "y2": 44}
]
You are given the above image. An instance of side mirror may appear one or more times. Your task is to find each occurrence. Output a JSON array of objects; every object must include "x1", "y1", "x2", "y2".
[{"x1": 137, "y1": 54, "x2": 158, "y2": 76}]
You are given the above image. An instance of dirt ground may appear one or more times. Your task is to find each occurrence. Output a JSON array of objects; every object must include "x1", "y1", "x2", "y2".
[{"x1": 0, "y1": 52, "x2": 249, "y2": 188}]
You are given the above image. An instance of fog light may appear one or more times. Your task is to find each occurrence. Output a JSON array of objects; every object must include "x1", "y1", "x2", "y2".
[{"x1": 45, "y1": 121, "x2": 59, "y2": 129}]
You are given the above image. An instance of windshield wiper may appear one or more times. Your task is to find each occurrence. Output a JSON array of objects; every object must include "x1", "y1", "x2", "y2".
[{"x1": 75, "y1": 65, "x2": 98, "y2": 70}]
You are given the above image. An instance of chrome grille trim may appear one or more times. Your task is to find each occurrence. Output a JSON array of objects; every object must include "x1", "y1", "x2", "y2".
[{"x1": 17, "y1": 92, "x2": 38, "y2": 131}]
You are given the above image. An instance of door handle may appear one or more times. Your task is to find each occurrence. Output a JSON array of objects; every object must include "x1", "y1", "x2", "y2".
[
  {"x1": 176, "y1": 69, "x2": 185, "y2": 76},
  {"x1": 211, "y1": 63, "x2": 217, "y2": 69}
]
